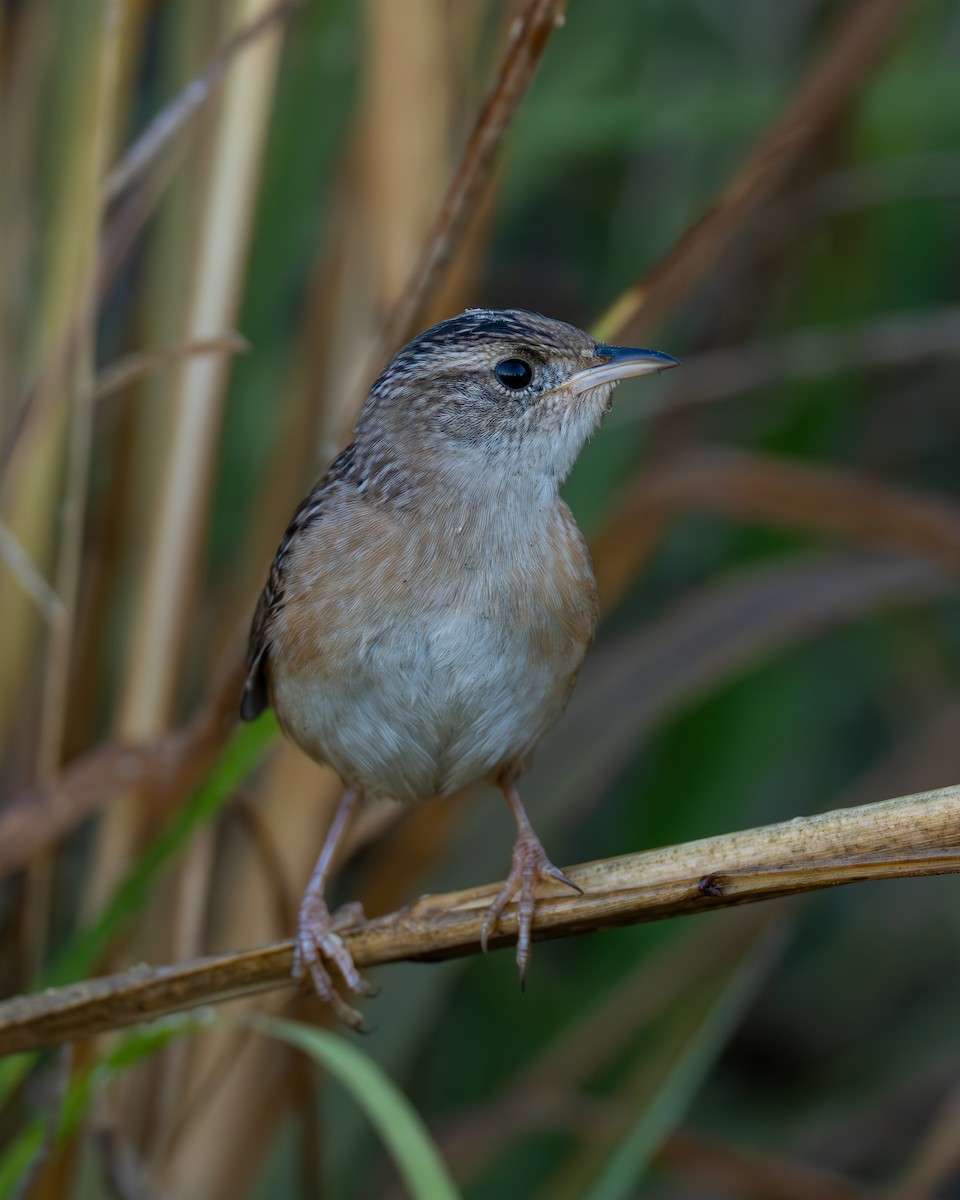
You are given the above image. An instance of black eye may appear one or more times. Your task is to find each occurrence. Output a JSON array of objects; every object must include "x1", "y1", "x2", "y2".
[{"x1": 495, "y1": 358, "x2": 533, "y2": 390}]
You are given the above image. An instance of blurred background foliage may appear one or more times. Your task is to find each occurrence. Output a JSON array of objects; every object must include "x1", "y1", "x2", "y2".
[{"x1": 2, "y1": 0, "x2": 960, "y2": 1196}]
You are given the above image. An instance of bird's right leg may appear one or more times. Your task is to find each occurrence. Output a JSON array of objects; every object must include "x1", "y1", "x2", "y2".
[{"x1": 294, "y1": 786, "x2": 373, "y2": 1029}]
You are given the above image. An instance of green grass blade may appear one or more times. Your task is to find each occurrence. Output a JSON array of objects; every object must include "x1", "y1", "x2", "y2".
[
  {"x1": 0, "y1": 716, "x2": 277, "y2": 1116},
  {"x1": 250, "y1": 1016, "x2": 461, "y2": 1200},
  {"x1": 0, "y1": 1056, "x2": 34, "y2": 1105},
  {"x1": 0, "y1": 1121, "x2": 44, "y2": 1199},
  {"x1": 580, "y1": 929, "x2": 780, "y2": 1200},
  {"x1": 46, "y1": 713, "x2": 278, "y2": 987},
  {"x1": 0, "y1": 1014, "x2": 213, "y2": 1198}
]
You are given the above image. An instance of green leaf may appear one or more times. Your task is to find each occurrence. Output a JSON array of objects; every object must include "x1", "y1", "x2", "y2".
[{"x1": 249, "y1": 1016, "x2": 461, "y2": 1200}]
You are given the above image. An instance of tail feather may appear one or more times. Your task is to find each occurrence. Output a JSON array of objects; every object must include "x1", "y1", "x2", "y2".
[{"x1": 240, "y1": 654, "x2": 269, "y2": 721}]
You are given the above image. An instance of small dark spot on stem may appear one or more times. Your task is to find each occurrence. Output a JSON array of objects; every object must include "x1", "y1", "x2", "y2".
[{"x1": 697, "y1": 873, "x2": 724, "y2": 898}]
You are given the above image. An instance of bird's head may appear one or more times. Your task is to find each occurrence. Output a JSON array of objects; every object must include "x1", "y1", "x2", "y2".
[{"x1": 356, "y1": 309, "x2": 679, "y2": 495}]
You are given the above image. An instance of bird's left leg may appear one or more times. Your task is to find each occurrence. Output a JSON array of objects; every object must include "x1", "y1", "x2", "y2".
[
  {"x1": 481, "y1": 774, "x2": 582, "y2": 988},
  {"x1": 294, "y1": 786, "x2": 374, "y2": 1029}
]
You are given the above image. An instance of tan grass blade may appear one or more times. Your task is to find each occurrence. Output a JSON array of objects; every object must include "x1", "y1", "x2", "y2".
[
  {"x1": 610, "y1": 306, "x2": 960, "y2": 422},
  {"x1": 1, "y1": 1, "x2": 121, "y2": 985},
  {"x1": 591, "y1": 447, "x2": 960, "y2": 613}
]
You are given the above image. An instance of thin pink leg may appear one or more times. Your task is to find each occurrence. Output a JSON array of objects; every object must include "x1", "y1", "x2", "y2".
[
  {"x1": 293, "y1": 787, "x2": 373, "y2": 1028},
  {"x1": 480, "y1": 776, "x2": 582, "y2": 988}
]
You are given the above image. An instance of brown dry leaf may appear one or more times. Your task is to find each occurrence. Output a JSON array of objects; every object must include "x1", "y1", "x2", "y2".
[
  {"x1": 591, "y1": 447, "x2": 960, "y2": 611},
  {"x1": 0, "y1": 649, "x2": 244, "y2": 882}
]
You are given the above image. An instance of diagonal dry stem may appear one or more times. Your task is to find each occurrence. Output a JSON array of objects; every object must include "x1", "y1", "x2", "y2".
[
  {"x1": 92, "y1": 333, "x2": 249, "y2": 402},
  {"x1": 101, "y1": 0, "x2": 301, "y2": 206},
  {"x1": 0, "y1": 0, "x2": 298, "y2": 488},
  {"x1": 375, "y1": 0, "x2": 568, "y2": 359},
  {"x1": 2, "y1": 782, "x2": 960, "y2": 1055},
  {"x1": 594, "y1": 0, "x2": 916, "y2": 343}
]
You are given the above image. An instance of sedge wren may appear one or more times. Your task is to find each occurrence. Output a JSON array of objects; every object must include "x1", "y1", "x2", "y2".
[{"x1": 241, "y1": 309, "x2": 678, "y2": 1027}]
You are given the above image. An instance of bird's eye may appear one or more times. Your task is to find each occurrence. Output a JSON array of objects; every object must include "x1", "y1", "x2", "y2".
[{"x1": 494, "y1": 359, "x2": 533, "y2": 390}]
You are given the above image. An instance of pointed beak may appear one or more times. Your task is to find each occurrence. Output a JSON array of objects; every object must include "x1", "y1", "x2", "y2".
[{"x1": 566, "y1": 344, "x2": 681, "y2": 395}]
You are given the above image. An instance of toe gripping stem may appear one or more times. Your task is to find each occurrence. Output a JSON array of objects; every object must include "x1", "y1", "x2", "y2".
[{"x1": 481, "y1": 776, "x2": 582, "y2": 989}]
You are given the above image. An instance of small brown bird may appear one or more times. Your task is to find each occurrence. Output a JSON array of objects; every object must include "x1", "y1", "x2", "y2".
[{"x1": 241, "y1": 309, "x2": 678, "y2": 1026}]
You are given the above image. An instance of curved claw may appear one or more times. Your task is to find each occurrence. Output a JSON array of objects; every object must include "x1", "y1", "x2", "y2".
[
  {"x1": 294, "y1": 896, "x2": 372, "y2": 1029},
  {"x1": 541, "y1": 863, "x2": 583, "y2": 895},
  {"x1": 480, "y1": 904, "x2": 501, "y2": 957},
  {"x1": 300, "y1": 956, "x2": 365, "y2": 1030}
]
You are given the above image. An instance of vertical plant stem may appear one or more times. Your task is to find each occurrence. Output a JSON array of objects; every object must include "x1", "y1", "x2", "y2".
[
  {"x1": 36, "y1": 3, "x2": 119, "y2": 778},
  {"x1": 107, "y1": 0, "x2": 285, "y2": 1177},
  {"x1": 87, "y1": 0, "x2": 286, "y2": 919},
  {"x1": 24, "y1": 0, "x2": 121, "y2": 976},
  {"x1": 122, "y1": 0, "x2": 283, "y2": 741}
]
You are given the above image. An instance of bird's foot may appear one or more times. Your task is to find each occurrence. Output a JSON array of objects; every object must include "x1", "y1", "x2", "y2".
[
  {"x1": 480, "y1": 831, "x2": 581, "y2": 989},
  {"x1": 293, "y1": 898, "x2": 375, "y2": 1030}
]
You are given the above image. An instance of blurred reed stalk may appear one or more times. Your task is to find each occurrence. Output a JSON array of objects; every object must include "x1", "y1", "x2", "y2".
[
  {"x1": 0, "y1": 0, "x2": 120, "y2": 982},
  {"x1": 88, "y1": 0, "x2": 285, "y2": 920},
  {"x1": 93, "y1": 0, "x2": 288, "y2": 1179}
]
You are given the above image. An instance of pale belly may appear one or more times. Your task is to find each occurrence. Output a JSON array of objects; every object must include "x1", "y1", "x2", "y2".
[{"x1": 271, "y1": 604, "x2": 587, "y2": 802}]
